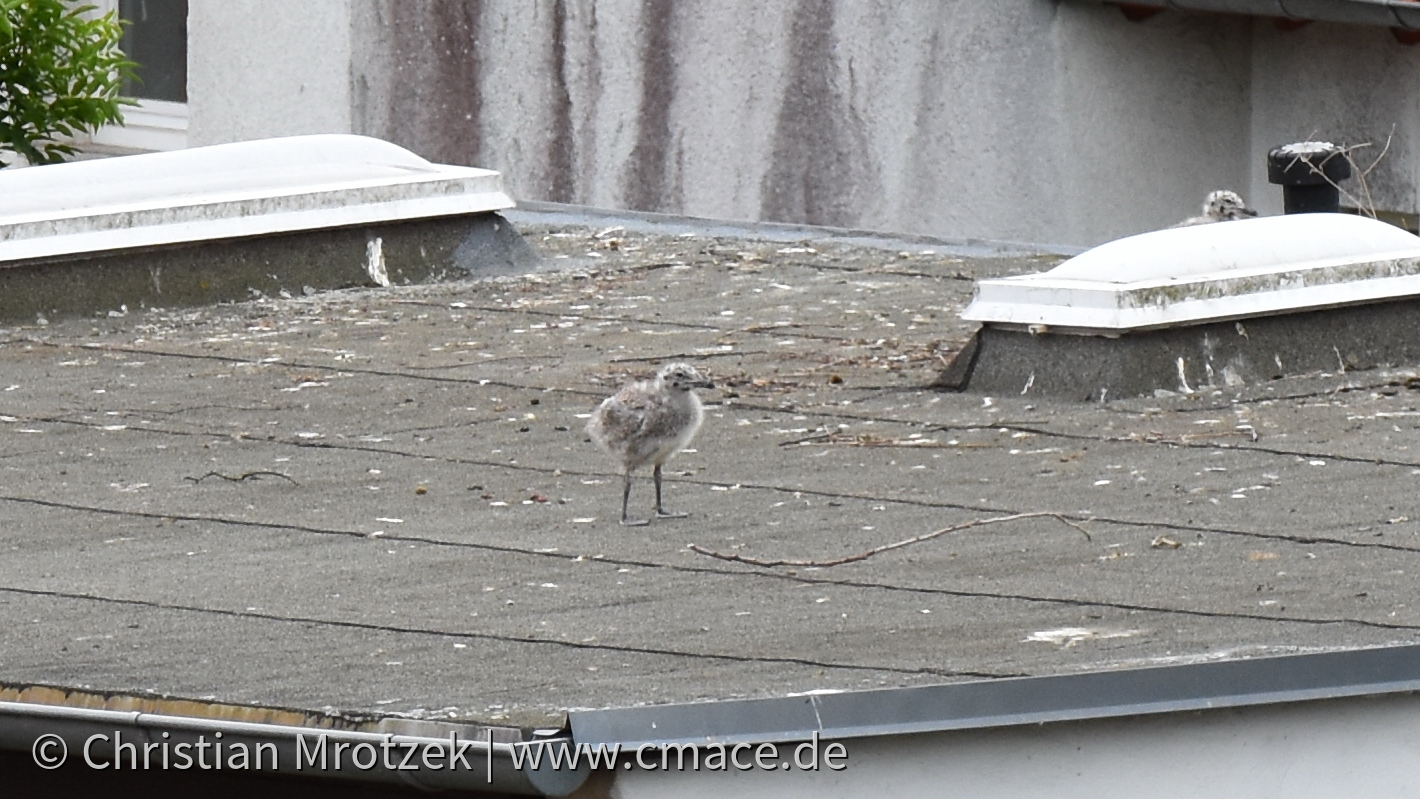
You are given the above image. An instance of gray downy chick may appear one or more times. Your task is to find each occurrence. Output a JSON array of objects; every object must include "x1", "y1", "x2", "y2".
[
  {"x1": 587, "y1": 363, "x2": 715, "y2": 526},
  {"x1": 1173, "y1": 190, "x2": 1258, "y2": 227}
]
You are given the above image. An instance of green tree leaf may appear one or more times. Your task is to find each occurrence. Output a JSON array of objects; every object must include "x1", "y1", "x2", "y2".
[{"x1": 0, "y1": 0, "x2": 136, "y2": 167}]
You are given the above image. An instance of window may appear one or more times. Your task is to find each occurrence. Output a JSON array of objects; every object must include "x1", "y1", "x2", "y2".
[{"x1": 90, "y1": 0, "x2": 188, "y2": 151}]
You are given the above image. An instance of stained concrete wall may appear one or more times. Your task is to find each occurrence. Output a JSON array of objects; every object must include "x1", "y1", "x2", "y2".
[
  {"x1": 348, "y1": 0, "x2": 1257, "y2": 247},
  {"x1": 181, "y1": 1, "x2": 1420, "y2": 248}
]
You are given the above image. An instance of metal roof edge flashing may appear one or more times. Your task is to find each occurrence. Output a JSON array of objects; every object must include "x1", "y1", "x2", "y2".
[{"x1": 570, "y1": 644, "x2": 1420, "y2": 749}]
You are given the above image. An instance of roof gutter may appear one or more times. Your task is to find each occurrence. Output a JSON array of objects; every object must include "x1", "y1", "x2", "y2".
[
  {"x1": 1067, "y1": 0, "x2": 1420, "y2": 29},
  {"x1": 0, "y1": 701, "x2": 588, "y2": 796}
]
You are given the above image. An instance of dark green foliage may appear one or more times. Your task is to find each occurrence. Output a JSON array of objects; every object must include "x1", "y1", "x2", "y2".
[{"x1": 0, "y1": 0, "x2": 136, "y2": 167}]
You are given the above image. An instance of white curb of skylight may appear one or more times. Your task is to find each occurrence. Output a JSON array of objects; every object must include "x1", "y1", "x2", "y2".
[
  {"x1": 961, "y1": 214, "x2": 1420, "y2": 335},
  {"x1": 0, "y1": 134, "x2": 514, "y2": 264}
]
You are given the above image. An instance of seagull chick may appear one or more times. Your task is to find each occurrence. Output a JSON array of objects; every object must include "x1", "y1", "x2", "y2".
[
  {"x1": 1173, "y1": 190, "x2": 1258, "y2": 227},
  {"x1": 586, "y1": 363, "x2": 714, "y2": 526}
]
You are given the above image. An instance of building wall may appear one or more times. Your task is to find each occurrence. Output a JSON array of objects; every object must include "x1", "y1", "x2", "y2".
[
  {"x1": 605, "y1": 692, "x2": 1420, "y2": 799},
  {"x1": 187, "y1": 0, "x2": 354, "y2": 146},
  {"x1": 349, "y1": 0, "x2": 1256, "y2": 247},
  {"x1": 183, "y1": 1, "x2": 1420, "y2": 248},
  {"x1": 1247, "y1": 20, "x2": 1420, "y2": 220},
  {"x1": 1050, "y1": 4, "x2": 1253, "y2": 242}
]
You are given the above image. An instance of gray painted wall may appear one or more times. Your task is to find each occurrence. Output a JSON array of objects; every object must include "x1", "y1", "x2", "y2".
[
  {"x1": 607, "y1": 692, "x2": 1420, "y2": 798},
  {"x1": 188, "y1": 0, "x2": 354, "y2": 145},
  {"x1": 1248, "y1": 20, "x2": 1420, "y2": 220},
  {"x1": 184, "y1": 1, "x2": 1420, "y2": 248}
]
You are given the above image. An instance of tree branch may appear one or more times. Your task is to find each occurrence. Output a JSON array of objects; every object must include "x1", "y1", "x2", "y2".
[{"x1": 689, "y1": 511, "x2": 1093, "y2": 568}]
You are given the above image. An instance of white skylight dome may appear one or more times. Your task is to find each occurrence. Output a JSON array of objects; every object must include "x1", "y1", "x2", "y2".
[
  {"x1": 962, "y1": 214, "x2": 1420, "y2": 334},
  {"x1": 0, "y1": 135, "x2": 513, "y2": 265}
]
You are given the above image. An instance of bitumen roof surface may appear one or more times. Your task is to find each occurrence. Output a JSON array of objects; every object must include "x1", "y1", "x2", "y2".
[{"x1": 3, "y1": 209, "x2": 1419, "y2": 730}]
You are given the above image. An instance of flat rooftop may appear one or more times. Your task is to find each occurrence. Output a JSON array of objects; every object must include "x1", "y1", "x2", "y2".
[{"x1": 2, "y1": 210, "x2": 1418, "y2": 731}]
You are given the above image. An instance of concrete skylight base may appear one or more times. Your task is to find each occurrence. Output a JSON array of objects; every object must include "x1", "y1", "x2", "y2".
[
  {"x1": 938, "y1": 296, "x2": 1420, "y2": 401},
  {"x1": 943, "y1": 214, "x2": 1420, "y2": 399},
  {"x1": 0, "y1": 135, "x2": 530, "y2": 323}
]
